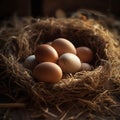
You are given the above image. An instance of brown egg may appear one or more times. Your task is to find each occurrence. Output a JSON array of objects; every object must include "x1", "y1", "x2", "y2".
[
  {"x1": 58, "y1": 53, "x2": 81, "y2": 73},
  {"x1": 33, "y1": 62, "x2": 63, "y2": 83},
  {"x1": 76, "y1": 47, "x2": 93, "y2": 63},
  {"x1": 51, "y1": 38, "x2": 76, "y2": 56},
  {"x1": 79, "y1": 63, "x2": 92, "y2": 71},
  {"x1": 35, "y1": 44, "x2": 58, "y2": 63}
]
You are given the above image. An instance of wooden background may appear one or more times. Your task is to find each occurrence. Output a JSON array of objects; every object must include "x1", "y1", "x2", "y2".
[{"x1": 0, "y1": 0, "x2": 120, "y2": 19}]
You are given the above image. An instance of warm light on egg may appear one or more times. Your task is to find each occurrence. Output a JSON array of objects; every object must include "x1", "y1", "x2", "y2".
[
  {"x1": 58, "y1": 53, "x2": 81, "y2": 73},
  {"x1": 33, "y1": 62, "x2": 63, "y2": 83},
  {"x1": 35, "y1": 44, "x2": 58, "y2": 63},
  {"x1": 51, "y1": 38, "x2": 76, "y2": 56},
  {"x1": 76, "y1": 47, "x2": 93, "y2": 63}
]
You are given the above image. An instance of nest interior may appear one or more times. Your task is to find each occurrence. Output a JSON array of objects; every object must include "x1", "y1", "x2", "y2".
[{"x1": 0, "y1": 17, "x2": 120, "y2": 119}]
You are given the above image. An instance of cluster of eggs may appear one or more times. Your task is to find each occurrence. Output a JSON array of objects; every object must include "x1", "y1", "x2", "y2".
[{"x1": 24, "y1": 38, "x2": 93, "y2": 83}]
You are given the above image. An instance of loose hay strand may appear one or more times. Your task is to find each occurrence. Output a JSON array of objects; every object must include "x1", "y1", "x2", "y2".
[{"x1": 0, "y1": 103, "x2": 26, "y2": 108}]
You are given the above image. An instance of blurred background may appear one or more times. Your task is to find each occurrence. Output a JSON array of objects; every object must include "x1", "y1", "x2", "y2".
[{"x1": 0, "y1": 0, "x2": 120, "y2": 19}]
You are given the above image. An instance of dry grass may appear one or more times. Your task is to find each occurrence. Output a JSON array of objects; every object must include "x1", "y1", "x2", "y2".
[{"x1": 0, "y1": 16, "x2": 120, "y2": 119}]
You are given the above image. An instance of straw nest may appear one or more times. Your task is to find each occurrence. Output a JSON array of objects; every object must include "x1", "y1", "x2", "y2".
[{"x1": 0, "y1": 17, "x2": 120, "y2": 119}]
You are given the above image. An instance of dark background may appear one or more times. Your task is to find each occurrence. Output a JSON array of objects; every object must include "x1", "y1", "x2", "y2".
[{"x1": 0, "y1": 0, "x2": 120, "y2": 19}]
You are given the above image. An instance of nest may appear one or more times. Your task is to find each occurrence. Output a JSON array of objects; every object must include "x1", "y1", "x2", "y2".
[{"x1": 0, "y1": 17, "x2": 120, "y2": 119}]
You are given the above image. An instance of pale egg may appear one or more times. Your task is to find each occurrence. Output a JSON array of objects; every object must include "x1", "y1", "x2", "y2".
[
  {"x1": 35, "y1": 44, "x2": 58, "y2": 63},
  {"x1": 33, "y1": 62, "x2": 63, "y2": 83},
  {"x1": 24, "y1": 55, "x2": 37, "y2": 70},
  {"x1": 58, "y1": 53, "x2": 81, "y2": 73},
  {"x1": 76, "y1": 47, "x2": 93, "y2": 63},
  {"x1": 51, "y1": 38, "x2": 76, "y2": 56}
]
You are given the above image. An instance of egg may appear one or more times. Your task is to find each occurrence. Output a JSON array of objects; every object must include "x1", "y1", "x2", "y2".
[
  {"x1": 46, "y1": 42, "x2": 52, "y2": 45},
  {"x1": 51, "y1": 38, "x2": 76, "y2": 56},
  {"x1": 58, "y1": 53, "x2": 81, "y2": 73},
  {"x1": 33, "y1": 62, "x2": 63, "y2": 83},
  {"x1": 35, "y1": 44, "x2": 58, "y2": 63},
  {"x1": 24, "y1": 55, "x2": 37, "y2": 70},
  {"x1": 76, "y1": 47, "x2": 93, "y2": 63},
  {"x1": 79, "y1": 63, "x2": 92, "y2": 71}
]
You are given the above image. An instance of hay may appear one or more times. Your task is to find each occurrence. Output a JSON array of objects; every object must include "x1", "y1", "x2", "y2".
[{"x1": 0, "y1": 17, "x2": 120, "y2": 119}]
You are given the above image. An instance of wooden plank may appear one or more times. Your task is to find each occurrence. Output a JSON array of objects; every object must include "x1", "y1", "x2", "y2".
[
  {"x1": 42, "y1": 0, "x2": 120, "y2": 17},
  {"x1": 0, "y1": 0, "x2": 31, "y2": 18}
]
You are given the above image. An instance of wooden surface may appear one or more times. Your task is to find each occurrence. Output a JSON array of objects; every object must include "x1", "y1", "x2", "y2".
[
  {"x1": 43, "y1": 0, "x2": 120, "y2": 17},
  {"x1": 0, "y1": 0, "x2": 31, "y2": 18},
  {"x1": 0, "y1": 0, "x2": 120, "y2": 18}
]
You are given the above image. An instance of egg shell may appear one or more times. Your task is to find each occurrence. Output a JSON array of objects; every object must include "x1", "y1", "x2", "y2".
[
  {"x1": 79, "y1": 63, "x2": 92, "y2": 71},
  {"x1": 46, "y1": 42, "x2": 52, "y2": 45},
  {"x1": 35, "y1": 44, "x2": 58, "y2": 63},
  {"x1": 33, "y1": 62, "x2": 63, "y2": 83},
  {"x1": 24, "y1": 55, "x2": 37, "y2": 70},
  {"x1": 76, "y1": 47, "x2": 93, "y2": 63},
  {"x1": 51, "y1": 38, "x2": 76, "y2": 56},
  {"x1": 58, "y1": 53, "x2": 81, "y2": 73}
]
